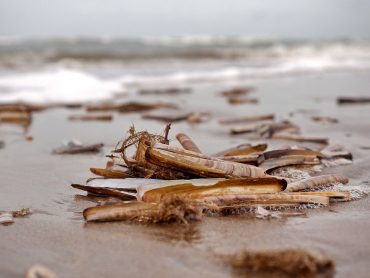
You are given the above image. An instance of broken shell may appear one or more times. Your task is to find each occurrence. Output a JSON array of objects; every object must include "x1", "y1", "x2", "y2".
[
  {"x1": 0, "y1": 212, "x2": 14, "y2": 225},
  {"x1": 26, "y1": 264, "x2": 57, "y2": 278}
]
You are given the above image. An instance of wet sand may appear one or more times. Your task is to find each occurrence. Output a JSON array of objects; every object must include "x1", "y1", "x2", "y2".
[{"x1": 1, "y1": 71, "x2": 370, "y2": 277}]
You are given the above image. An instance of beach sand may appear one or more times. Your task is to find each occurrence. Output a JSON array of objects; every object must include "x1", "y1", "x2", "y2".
[{"x1": 1, "y1": 71, "x2": 370, "y2": 277}]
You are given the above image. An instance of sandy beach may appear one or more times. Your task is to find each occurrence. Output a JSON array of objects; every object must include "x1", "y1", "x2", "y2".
[{"x1": 1, "y1": 71, "x2": 370, "y2": 277}]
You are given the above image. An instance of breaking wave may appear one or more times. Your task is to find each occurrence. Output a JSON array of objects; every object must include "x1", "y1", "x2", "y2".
[{"x1": 0, "y1": 36, "x2": 370, "y2": 104}]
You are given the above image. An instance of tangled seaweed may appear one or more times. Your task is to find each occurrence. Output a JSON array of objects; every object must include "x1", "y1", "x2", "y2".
[{"x1": 229, "y1": 249, "x2": 335, "y2": 278}]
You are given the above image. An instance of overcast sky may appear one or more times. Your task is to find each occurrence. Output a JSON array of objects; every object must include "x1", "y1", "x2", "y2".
[{"x1": 1, "y1": 0, "x2": 369, "y2": 39}]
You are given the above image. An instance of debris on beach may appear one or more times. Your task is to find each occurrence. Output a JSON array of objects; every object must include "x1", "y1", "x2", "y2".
[
  {"x1": 219, "y1": 114, "x2": 275, "y2": 125},
  {"x1": 228, "y1": 118, "x2": 329, "y2": 144},
  {"x1": 139, "y1": 87, "x2": 191, "y2": 95},
  {"x1": 228, "y1": 96, "x2": 258, "y2": 105},
  {"x1": 186, "y1": 112, "x2": 211, "y2": 124},
  {"x1": 68, "y1": 114, "x2": 113, "y2": 122},
  {"x1": 221, "y1": 87, "x2": 255, "y2": 97},
  {"x1": 0, "y1": 213, "x2": 14, "y2": 225},
  {"x1": 53, "y1": 140, "x2": 103, "y2": 154},
  {"x1": 0, "y1": 104, "x2": 45, "y2": 113},
  {"x1": 0, "y1": 105, "x2": 32, "y2": 128},
  {"x1": 12, "y1": 208, "x2": 31, "y2": 218},
  {"x1": 142, "y1": 110, "x2": 211, "y2": 124},
  {"x1": 220, "y1": 87, "x2": 258, "y2": 105},
  {"x1": 26, "y1": 264, "x2": 57, "y2": 278},
  {"x1": 228, "y1": 249, "x2": 335, "y2": 278},
  {"x1": 86, "y1": 101, "x2": 178, "y2": 113},
  {"x1": 83, "y1": 196, "x2": 203, "y2": 224},
  {"x1": 142, "y1": 110, "x2": 193, "y2": 122},
  {"x1": 311, "y1": 116, "x2": 338, "y2": 124},
  {"x1": 337, "y1": 97, "x2": 370, "y2": 105},
  {"x1": 71, "y1": 124, "x2": 359, "y2": 224},
  {"x1": 0, "y1": 140, "x2": 4, "y2": 149},
  {"x1": 0, "y1": 208, "x2": 31, "y2": 225}
]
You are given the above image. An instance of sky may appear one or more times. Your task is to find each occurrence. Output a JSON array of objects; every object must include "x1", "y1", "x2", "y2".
[{"x1": 1, "y1": 0, "x2": 370, "y2": 39}]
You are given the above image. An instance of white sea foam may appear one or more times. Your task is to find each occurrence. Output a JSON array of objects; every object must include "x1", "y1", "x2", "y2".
[{"x1": 0, "y1": 69, "x2": 121, "y2": 104}]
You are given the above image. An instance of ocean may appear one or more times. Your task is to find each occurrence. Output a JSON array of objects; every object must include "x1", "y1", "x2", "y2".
[{"x1": 0, "y1": 36, "x2": 370, "y2": 104}]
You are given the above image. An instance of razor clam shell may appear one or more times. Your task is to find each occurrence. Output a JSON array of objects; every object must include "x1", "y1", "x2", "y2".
[
  {"x1": 320, "y1": 144, "x2": 353, "y2": 160},
  {"x1": 85, "y1": 177, "x2": 228, "y2": 200},
  {"x1": 146, "y1": 147, "x2": 267, "y2": 178},
  {"x1": 218, "y1": 114, "x2": 275, "y2": 125},
  {"x1": 86, "y1": 178, "x2": 170, "y2": 190},
  {"x1": 137, "y1": 178, "x2": 226, "y2": 200},
  {"x1": 71, "y1": 184, "x2": 136, "y2": 200},
  {"x1": 153, "y1": 142, "x2": 207, "y2": 159},
  {"x1": 230, "y1": 121, "x2": 275, "y2": 135},
  {"x1": 84, "y1": 202, "x2": 155, "y2": 222},
  {"x1": 142, "y1": 178, "x2": 287, "y2": 203},
  {"x1": 215, "y1": 154, "x2": 259, "y2": 164},
  {"x1": 259, "y1": 156, "x2": 320, "y2": 172},
  {"x1": 201, "y1": 193, "x2": 329, "y2": 206},
  {"x1": 285, "y1": 174, "x2": 349, "y2": 192},
  {"x1": 213, "y1": 143, "x2": 267, "y2": 157},
  {"x1": 259, "y1": 149, "x2": 325, "y2": 162},
  {"x1": 288, "y1": 191, "x2": 350, "y2": 201},
  {"x1": 52, "y1": 143, "x2": 104, "y2": 154},
  {"x1": 176, "y1": 133, "x2": 202, "y2": 153},
  {"x1": 90, "y1": 168, "x2": 132, "y2": 178},
  {"x1": 272, "y1": 133, "x2": 329, "y2": 145},
  {"x1": 142, "y1": 110, "x2": 192, "y2": 122}
]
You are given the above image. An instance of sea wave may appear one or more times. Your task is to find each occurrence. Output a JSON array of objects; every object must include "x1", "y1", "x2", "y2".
[
  {"x1": 0, "y1": 36, "x2": 369, "y2": 66},
  {"x1": 0, "y1": 36, "x2": 370, "y2": 104}
]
